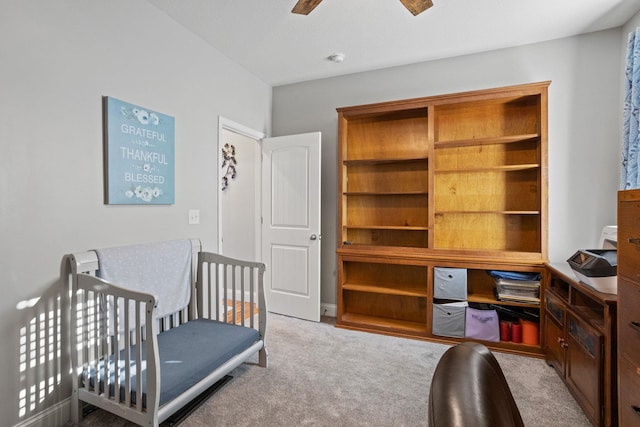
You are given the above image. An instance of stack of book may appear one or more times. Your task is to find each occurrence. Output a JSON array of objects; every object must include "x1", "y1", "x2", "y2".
[{"x1": 488, "y1": 271, "x2": 541, "y2": 304}]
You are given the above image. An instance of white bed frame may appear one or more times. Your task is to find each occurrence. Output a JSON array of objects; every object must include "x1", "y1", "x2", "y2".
[{"x1": 67, "y1": 239, "x2": 267, "y2": 426}]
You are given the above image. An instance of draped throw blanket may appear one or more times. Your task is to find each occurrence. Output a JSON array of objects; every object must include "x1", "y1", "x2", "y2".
[
  {"x1": 622, "y1": 28, "x2": 640, "y2": 190},
  {"x1": 95, "y1": 239, "x2": 192, "y2": 333}
]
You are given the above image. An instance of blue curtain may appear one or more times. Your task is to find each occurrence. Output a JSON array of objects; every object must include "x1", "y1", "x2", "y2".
[{"x1": 622, "y1": 28, "x2": 640, "y2": 190}]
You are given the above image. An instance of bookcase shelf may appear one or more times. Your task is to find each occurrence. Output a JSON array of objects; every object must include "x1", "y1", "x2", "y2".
[
  {"x1": 344, "y1": 225, "x2": 430, "y2": 231},
  {"x1": 467, "y1": 292, "x2": 539, "y2": 308},
  {"x1": 342, "y1": 282, "x2": 428, "y2": 297},
  {"x1": 344, "y1": 191, "x2": 429, "y2": 196},
  {"x1": 340, "y1": 313, "x2": 429, "y2": 335},
  {"x1": 336, "y1": 82, "x2": 549, "y2": 356},
  {"x1": 344, "y1": 156, "x2": 429, "y2": 165},
  {"x1": 433, "y1": 133, "x2": 540, "y2": 149},
  {"x1": 435, "y1": 164, "x2": 540, "y2": 173},
  {"x1": 434, "y1": 210, "x2": 540, "y2": 215}
]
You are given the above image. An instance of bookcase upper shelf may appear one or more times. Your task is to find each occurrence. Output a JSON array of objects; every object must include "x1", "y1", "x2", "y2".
[
  {"x1": 433, "y1": 133, "x2": 539, "y2": 148},
  {"x1": 435, "y1": 164, "x2": 540, "y2": 173},
  {"x1": 343, "y1": 156, "x2": 429, "y2": 165},
  {"x1": 337, "y1": 81, "x2": 549, "y2": 258}
]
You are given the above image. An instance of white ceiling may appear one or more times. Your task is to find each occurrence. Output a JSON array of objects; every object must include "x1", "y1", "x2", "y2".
[{"x1": 147, "y1": 0, "x2": 640, "y2": 87}]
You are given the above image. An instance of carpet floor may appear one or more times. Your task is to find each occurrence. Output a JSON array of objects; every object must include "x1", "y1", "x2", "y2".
[{"x1": 79, "y1": 313, "x2": 591, "y2": 426}]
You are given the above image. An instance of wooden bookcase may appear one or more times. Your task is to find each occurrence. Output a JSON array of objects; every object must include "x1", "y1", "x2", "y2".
[{"x1": 336, "y1": 82, "x2": 549, "y2": 356}]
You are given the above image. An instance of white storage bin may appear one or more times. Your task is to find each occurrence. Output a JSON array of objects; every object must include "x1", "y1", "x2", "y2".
[
  {"x1": 434, "y1": 267, "x2": 467, "y2": 301},
  {"x1": 432, "y1": 302, "x2": 467, "y2": 338}
]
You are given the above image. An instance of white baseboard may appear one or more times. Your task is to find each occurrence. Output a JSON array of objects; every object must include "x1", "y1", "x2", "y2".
[
  {"x1": 321, "y1": 303, "x2": 337, "y2": 318},
  {"x1": 13, "y1": 398, "x2": 70, "y2": 427}
]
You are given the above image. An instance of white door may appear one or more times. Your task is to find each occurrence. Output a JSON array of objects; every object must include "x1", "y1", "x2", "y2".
[{"x1": 262, "y1": 132, "x2": 321, "y2": 322}]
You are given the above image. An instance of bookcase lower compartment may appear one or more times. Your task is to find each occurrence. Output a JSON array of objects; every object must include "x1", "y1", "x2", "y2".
[
  {"x1": 340, "y1": 290, "x2": 428, "y2": 335},
  {"x1": 337, "y1": 253, "x2": 546, "y2": 356}
]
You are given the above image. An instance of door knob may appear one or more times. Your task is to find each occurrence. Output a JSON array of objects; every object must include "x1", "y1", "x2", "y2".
[{"x1": 310, "y1": 234, "x2": 320, "y2": 240}]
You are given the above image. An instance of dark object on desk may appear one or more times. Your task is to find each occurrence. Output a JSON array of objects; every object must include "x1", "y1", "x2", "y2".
[
  {"x1": 567, "y1": 249, "x2": 617, "y2": 277},
  {"x1": 428, "y1": 342, "x2": 524, "y2": 427},
  {"x1": 567, "y1": 249, "x2": 617, "y2": 294}
]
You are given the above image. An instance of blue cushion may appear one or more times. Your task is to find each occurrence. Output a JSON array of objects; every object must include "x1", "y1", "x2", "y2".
[
  {"x1": 157, "y1": 319, "x2": 259, "y2": 404},
  {"x1": 87, "y1": 319, "x2": 260, "y2": 406}
]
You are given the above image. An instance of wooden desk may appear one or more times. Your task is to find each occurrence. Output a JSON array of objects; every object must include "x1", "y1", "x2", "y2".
[{"x1": 544, "y1": 262, "x2": 617, "y2": 427}]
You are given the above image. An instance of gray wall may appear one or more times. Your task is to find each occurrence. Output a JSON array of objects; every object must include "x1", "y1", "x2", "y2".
[
  {"x1": 0, "y1": 1, "x2": 271, "y2": 425},
  {"x1": 273, "y1": 29, "x2": 623, "y2": 308}
]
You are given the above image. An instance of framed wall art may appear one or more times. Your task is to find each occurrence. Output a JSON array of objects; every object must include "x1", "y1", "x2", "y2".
[{"x1": 103, "y1": 96, "x2": 175, "y2": 204}]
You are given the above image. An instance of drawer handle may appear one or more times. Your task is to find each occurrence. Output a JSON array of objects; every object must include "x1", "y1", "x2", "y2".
[
  {"x1": 631, "y1": 321, "x2": 640, "y2": 330},
  {"x1": 633, "y1": 405, "x2": 640, "y2": 414},
  {"x1": 629, "y1": 237, "x2": 640, "y2": 246}
]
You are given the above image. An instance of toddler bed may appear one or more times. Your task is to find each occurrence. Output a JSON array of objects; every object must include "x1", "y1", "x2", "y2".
[{"x1": 66, "y1": 239, "x2": 267, "y2": 426}]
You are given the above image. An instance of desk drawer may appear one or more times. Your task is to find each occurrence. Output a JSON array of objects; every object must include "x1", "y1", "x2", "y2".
[
  {"x1": 619, "y1": 279, "x2": 640, "y2": 358},
  {"x1": 619, "y1": 199, "x2": 640, "y2": 282},
  {"x1": 619, "y1": 355, "x2": 640, "y2": 427}
]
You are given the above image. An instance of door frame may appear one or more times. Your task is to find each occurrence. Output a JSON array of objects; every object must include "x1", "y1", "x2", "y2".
[{"x1": 217, "y1": 116, "x2": 265, "y2": 258}]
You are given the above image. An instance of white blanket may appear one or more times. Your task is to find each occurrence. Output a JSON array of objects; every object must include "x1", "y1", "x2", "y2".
[{"x1": 95, "y1": 239, "x2": 192, "y2": 320}]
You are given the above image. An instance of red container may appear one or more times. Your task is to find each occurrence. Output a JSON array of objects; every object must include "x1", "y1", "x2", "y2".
[
  {"x1": 511, "y1": 323, "x2": 523, "y2": 343},
  {"x1": 500, "y1": 321, "x2": 511, "y2": 341}
]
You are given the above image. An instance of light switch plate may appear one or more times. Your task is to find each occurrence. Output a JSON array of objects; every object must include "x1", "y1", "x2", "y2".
[{"x1": 188, "y1": 209, "x2": 200, "y2": 225}]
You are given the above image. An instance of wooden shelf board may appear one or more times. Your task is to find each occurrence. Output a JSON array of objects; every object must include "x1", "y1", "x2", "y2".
[
  {"x1": 345, "y1": 225, "x2": 429, "y2": 231},
  {"x1": 424, "y1": 334, "x2": 544, "y2": 357},
  {"x1": 435, "y1": 164, "x2": 540, "y2": 173},
  {"x1": 468, "y1": 292, "x2": 540, "y2": 308},
  {"x1": 485, "y1": 340, "x2": 544, "y2": 355},
  {"x1": 344, "y1": 156, "x2": 428, "y2": 165},
  {"x1": 344, "y1": 191, "x2": 428, "y2": 196},
  {"x1": 339, "y1": 243, "x2": 430, "y2": 252},
  {"x1": 341, "y1": 312, "x2": 428, "y2": 334},
  {"x1": 434, "y1": 211, "x2": 540, "y2": 215},
  {"x1": 434, "y1": 133, "x2": 539, "y2": 149},
  {"x1": 343, "y1": 282, "x2": 428, "y2": 297}
]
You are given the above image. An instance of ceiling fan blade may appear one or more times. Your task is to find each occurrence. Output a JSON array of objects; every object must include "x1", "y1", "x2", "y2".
[
  {"x1": 292, "y1": 0, "x2": 324, "y2": 15},
  {"x1": 399, "y1": 0, "x2": 434, "y2": 16}
]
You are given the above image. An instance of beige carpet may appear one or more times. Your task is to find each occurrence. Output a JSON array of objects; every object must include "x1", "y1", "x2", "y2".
[{"x1": 79, "y1": 313, "x2": 591, "y2": 427}]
